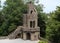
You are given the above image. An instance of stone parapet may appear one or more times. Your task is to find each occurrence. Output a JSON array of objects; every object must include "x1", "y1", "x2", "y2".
[{"x1": 22, "y1": 27, "x2": 40, "y2": 32}]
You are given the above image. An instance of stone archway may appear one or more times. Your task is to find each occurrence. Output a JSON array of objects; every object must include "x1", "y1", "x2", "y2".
[
  {"x1": 26, "y1": 33, "x2": 31, "y2": 40},
  {"x1": 15, "y1": 33, "x2": 21, "y2": 39}
]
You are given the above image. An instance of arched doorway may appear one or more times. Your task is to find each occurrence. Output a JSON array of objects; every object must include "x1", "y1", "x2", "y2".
[
  {"x1": 15, "y1": 33, "x2": 21, "y2": 39},
  {"x1": 26, "y1": 33, "x2": 31, "y2": 40}
]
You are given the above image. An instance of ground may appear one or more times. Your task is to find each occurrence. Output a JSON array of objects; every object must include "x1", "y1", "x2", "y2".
[{"x1": 0, "y1": 38, "x2": 39, "y2": 43}]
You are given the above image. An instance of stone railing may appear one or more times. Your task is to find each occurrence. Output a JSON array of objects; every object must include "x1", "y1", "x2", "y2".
[
  {"x1": 8, "y1": 26, "x2": 22, "y2": 39},
  {"x1": 23, "y1": 27, "x2": 40, "y2": 32}
]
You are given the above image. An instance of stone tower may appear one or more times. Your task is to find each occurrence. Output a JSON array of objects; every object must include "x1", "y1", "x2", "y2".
[
  {"x1": 23, "y1": 1, "x2": 40, "y2": 40},
  {"x1": 8, "y1": 1, "x2": 40, "y2": 41}
]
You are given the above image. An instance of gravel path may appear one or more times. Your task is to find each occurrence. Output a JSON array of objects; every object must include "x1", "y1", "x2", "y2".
[{"x1": 0, "y1": 38, "x2": 39, "y2": 43}]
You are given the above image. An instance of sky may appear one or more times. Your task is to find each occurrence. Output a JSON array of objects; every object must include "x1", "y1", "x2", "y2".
[
  {"x1": 0, "y1": 0, "x2": 60, "y2": 13},
  {"x1": 39, "y1": 0, "x2": 60, "y2": 13}
]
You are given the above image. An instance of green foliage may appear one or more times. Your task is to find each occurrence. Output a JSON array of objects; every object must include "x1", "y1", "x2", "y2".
[
  {"x1": 36, "y1": 4, "x2": 47, "y2": 37},
  {"x1": 8, "y1": 23, "x2": 17, "y2": 33},
  {"x1": 0, "y1": 0, "x2": 27, "y2": 36},
  {"x1": 38, "y1": 40, "x2": 48, "y2": 43},
  {"x1": 46, "y1": 6, "x2": 60, "y2": 43}
]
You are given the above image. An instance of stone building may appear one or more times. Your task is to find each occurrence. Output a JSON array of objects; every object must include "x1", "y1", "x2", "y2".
[{"x1": 8, "y1": 1, "x2": 40, "y2": 41}]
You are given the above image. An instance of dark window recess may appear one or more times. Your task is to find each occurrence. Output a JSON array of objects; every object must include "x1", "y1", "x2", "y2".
[
  {"x1": 30, "y1": 10, "x2": 33, "y2": 14},
  {"x1": 26, "y1": 33, "x2": 31, "y2": 40},
  {"x1": 33, "y1": 21, "x2": 35, "y2": 28},
  {"x1": 30, "y1": 21, "x2": 32, "y2": 27},
  {"x1": 30, "y1": 21, "x2": 35, "y2": 28}
]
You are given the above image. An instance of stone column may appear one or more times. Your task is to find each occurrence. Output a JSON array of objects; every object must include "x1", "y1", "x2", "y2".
[
  {"x1": 23, "y1": 33, "x2": 26, "y2": 40},
  {"x1": 35, "y1": 19, "x2": 37, "y2": 28},
  {"x1": 31, "y1": 33, "x2": 34, "y2": 40}
]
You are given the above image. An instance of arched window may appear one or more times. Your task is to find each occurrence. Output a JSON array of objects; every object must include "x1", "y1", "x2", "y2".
[
  {"x1": 30, "y1": 21, "x2": 35, "y2": 28},
  {"x1": 33, "y1": 21, "x2": 35, "y2": 28},
  {"x1": 30, "y1": 10, "x2": 33, "y2": 14},
  {"x1": 30, "y1": 21, "x2": 32, "y2": 28}
]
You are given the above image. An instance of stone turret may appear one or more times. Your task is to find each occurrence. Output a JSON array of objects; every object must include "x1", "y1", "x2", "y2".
[
  {"x1": 8, "y1": 1, "x2": 40, "y2": 41},
  {"x1": 23, "y1": 1, "x2": 40, "y2": 40}
]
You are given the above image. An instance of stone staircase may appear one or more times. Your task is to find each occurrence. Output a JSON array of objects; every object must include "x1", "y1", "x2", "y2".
[{"x1": 8, "y1": 26, "x2": 22, "y2": 39}]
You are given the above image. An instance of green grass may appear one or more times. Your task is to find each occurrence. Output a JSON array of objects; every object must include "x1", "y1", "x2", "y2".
[{"x1": 38, "y1": 40, "x2": 49, "y2": 43}]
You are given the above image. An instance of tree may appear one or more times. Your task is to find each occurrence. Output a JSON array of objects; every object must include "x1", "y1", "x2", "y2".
[
  {"x1": 0, "y1": 0, "x2": 27, "y2": 36},
  {"x1": 36, "y1": 4, "x2": 48, "y2": 37},
  {"x1": 46, "y1": 6, "x2": 60, "y2": 43},
  {"x1": 0, "y1": 0, "x2": 1, "y2": 7}
]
